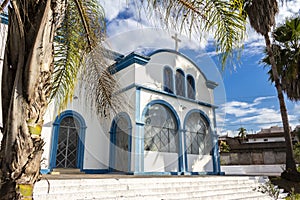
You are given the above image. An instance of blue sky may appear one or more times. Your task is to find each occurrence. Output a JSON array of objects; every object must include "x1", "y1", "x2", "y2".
[{"x1": 99, "y1": 0, "x2": 300, "y2": 136}]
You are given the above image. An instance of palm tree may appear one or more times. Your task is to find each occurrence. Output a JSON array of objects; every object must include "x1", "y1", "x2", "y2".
[
  {"x1": 244, "y1": 0, "x2": 299, "y2": 179},
  {"x1": 262, "y1": 16, "x2": 300, "y2": 101},
  {"x1": 0, "y1": 1, "x2": 117, "y2": 199},
  {"x1": 0, "y1": 0, "x2": 247, "y2": 199},
  {"x1": 238, "y1": 127, "x2": 247, "y2": 142}
]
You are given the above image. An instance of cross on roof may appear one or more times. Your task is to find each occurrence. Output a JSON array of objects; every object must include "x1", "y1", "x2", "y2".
[{"x1": 171, "y1": 33, "x2": 181, "y2": 51}]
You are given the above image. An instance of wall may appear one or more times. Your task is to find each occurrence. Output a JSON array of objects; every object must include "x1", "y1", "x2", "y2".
[
  {"x1": 221, "y1": 151, "x2": 286, "y2": 165},
  {"x1": 219, "y1": 136, "x2": 288, "y2": 165}
]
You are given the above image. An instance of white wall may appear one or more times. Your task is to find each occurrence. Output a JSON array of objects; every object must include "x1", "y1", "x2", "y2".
[
  {"x1": 247, "y1": 137, "x2": 285, "y2": 143},
  {"x1": 144, "y1": 51, "x2": 213, "y2": 104},
  {"x1": 144, "y1": 151, "x2": 178, "y2": 172},
  {"x1": 187, "y1": 154, "x2": 213, "y2": 172},
  {"x1": 41, "y1": 90, "x2": 113, "y2": 170}
]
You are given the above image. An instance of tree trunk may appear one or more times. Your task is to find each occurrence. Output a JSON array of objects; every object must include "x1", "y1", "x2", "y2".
[
  {"x1": 0, "y1": 0, "x2": 55, "y2": 199},
  {"x1": 264, "y1": 33, "x2": 299, "y2": 179}
]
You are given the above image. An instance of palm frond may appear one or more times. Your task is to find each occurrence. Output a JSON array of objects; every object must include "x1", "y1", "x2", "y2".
[
  {"x1": 51, "y1": 0, "x2": 106, "y2": 112},
  {"x1": 261, "y1": 16, "x2": 300, "y2": 101},
  {"x1": 139, "y1": 0, "x2": 246, "y2": 69},
  {"x1": 80, "y1": 47, "x2": 122, "y2": 118}
]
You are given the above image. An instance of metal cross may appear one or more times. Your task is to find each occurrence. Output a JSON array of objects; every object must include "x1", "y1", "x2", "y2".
[{"x1": 171, "y1": 33, "x2": 181, "y2": 51}]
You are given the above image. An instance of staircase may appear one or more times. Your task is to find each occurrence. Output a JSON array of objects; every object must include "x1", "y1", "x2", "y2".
[{"x1": 33, "y1": 175, "x2": 280, "y2": 200}]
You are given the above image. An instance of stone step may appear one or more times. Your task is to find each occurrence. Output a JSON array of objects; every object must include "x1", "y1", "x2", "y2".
[
  {"x1": 34, "y1": 180, "x2": 260, "y2": 195},
  {"x1": 35, "y1": 178, "x2": 259, "y2": 189},
  {"x1": 51, "y1": 168, "x2": 84, "y2": 174},
  {"x1": 33, "y1": 176, "x2": 273, "y2": 200},
  {"x1": 34, "y1": 183, "x2": 257, "y2": 198}
]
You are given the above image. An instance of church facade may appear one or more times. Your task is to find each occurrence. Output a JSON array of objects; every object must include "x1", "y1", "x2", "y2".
[
  {"x1": 0, "y1": 14, "x2": 221, "y2": 175},
  {"x1": 41, "y1": 49, "x2": 221, "y2": 175}
]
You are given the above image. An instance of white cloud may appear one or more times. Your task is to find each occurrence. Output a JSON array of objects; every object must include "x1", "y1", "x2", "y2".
[
  {"x1": 98, "y1": 0, "x2": 129, "y2": 21},
  {"x1": 216, "y1": 95, "x2": 300, "y2": 135},
  {"x1": 253, "y1": 96, "x2": 276, "y2": 103}
]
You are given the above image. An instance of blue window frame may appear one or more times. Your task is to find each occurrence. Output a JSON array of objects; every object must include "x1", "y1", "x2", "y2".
[
  {"x1": 49, "y1": 110, "x2": 86, "y2": 171},
  {"x1": 187, "y1": 75, "x2": 195, "y2": 99},
  {"x1": 144, "y1": 104, "x2": 178, "y2": 153},
  {"x1": 176, "y1": 69, "x2": 185, "y2": 97},
  {"x1": 184, "y1": 111, "x2": 210, "y2": 155},
  {"x1": 109, "y1": 112, "x2": 132, "y2": 172},
  {"x1": 163, "y1": 66, "x2": 174, "y2": 93}
]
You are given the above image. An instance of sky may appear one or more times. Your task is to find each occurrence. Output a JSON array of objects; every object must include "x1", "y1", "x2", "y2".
[{"x1": 98, "y1": 0, "x2": 300, "y2": 136}]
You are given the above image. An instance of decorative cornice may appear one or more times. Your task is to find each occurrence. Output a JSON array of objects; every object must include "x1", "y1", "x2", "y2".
[
  {"x1": 108, "y1": 52, "x2": 150, "y2": 74},
  {"x1": 206, "y1": 80, "x2": 218, "y2": 89}
]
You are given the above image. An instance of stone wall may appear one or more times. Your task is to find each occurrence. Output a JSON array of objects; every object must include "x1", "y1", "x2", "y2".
[
  {"x1": 221, "y1": 151, "x2": 286, "y2": 165},
  {"x1": 219, "y1": 138, "x2": 287, "y2": 165}
]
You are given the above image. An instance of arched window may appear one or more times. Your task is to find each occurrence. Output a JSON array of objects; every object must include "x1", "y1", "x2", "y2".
[
  {"x1": 185, "y1": 112, "x2": 209, "y2": 155},
  {"x1": 187, "y1": 75, "x2": 195, "y2": 99},
  {"x1": 56, "y1": 116, "x2": 80, "y2": 168},
  {"x1": 163, "y1": 67, "x2": 174, "y2": 93},
  {"x1": 176, "y1": 69, "x2": 185, "y2": 97},
  {"x1": 144, "y1": 104, "x2": 178, "y2": 153},
  {"x1": 110, "y1": 113, "x2": 132, "y2": 172}
]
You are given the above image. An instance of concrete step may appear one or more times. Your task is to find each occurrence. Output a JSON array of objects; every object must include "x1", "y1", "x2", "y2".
[
  {"x1": 33, "y1": 175, "x2": 274, "y2": 200},
  {"x1": 51, "y1": 168, "x2": 84, "y2": 174}
]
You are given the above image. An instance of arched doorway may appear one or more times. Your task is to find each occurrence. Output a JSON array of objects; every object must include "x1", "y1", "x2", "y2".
[
  {"x1": 142, "y1": 100, "x2": 181, "y2": 172},
  {"x1": 50, "y1": 110, "x2": 86, "y2": 170},
  {"x1": 184, "y1": 110, "x2": 211, "y2": 172},
  {"x1": 110, "y1": 113, "x2": 132, "y2": 172},
  {"x1": 144, "y1": 104, "x2": 178, "y2": 153},
  {"x1": 56, "y1": 116, "x2": 80, "y2": 168}
]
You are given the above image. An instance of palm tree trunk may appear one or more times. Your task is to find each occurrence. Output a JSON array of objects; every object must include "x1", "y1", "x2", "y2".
[
  {"x1": 264, "y1": 33, "x2": 298, "y2": 175},
  {"x1": 0, "y1": 0, "x2": 55, "y2": 199}
]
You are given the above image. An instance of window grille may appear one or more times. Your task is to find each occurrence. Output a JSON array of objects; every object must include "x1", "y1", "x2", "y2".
[
  {"x1": 144, "y1": 104, "x2": 178, "y2": 153},
  {"x1": 56, "y1": 116, "x2": 80, "y2": 168},
  {"x1": 185, "y1": 113, "x2": 208, "y2": 155}
]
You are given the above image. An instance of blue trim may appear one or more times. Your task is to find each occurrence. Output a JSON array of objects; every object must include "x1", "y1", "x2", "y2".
[
  {"x1": 0, "y1": 14, "x2": 8, "y2": 25},
  {"x1": 82, "y1": 169, "x2": 110, "y2": 174},
  {"x1": 40, "y1": 169, "x2": 51, "y2": 174},
  {"x1": 108, "y1": 130, "x2": 115, "y2": 172},
  {"x1": 109, "y1": 112, "x2": 132, "y2": 172},
  {"x1": 133, "y1": 172, "x2": 182, "y2": 175},
  {"x1": 133, "y1": 171, "x2": 220, "y2": 175},
  {"x1": 141, "y1": 99, "x2": 182, "y2": 172},
  {"x1": 178, "y1": 129, "x2": 184, "y2": 172},
  {"x1": 212, "y1": 107, "x2": 222, "y2": 174},
  {"x1": 183, "y1": 109, "x2": 212, "y2": 172},
  {"x1": 49, "y1": 110, "x2": 87, "y2": 171},
  {"x1": 141, "y1": 100, "x2": 181, "y2": 131},
  {"x1": 108, "y1": 52, "x2": 150, "y2": 74},
  {"x1": 134, "y1": 88, "x2": 144, "y2": 172},
  {"x1": 116, "y1": 83, "x2": 217, "y2": 109}
]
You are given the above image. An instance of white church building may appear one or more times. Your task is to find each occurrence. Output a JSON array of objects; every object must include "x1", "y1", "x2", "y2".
[{"x1": 0, "y1": 14, "x2": 221, "y2": 175}]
